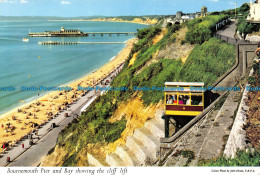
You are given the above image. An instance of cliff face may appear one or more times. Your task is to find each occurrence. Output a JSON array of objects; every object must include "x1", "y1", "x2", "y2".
[
  {"x1": 88, "y1": 17, "x2": 158, "y2": 25},
  {"x1": 106, "y1": 95, "x2": 164, "y2": 154}
]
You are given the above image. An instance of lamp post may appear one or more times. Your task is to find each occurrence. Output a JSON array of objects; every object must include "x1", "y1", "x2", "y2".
[{"x1": 235, "y1": 1, "x2": 237, "y2": 19}]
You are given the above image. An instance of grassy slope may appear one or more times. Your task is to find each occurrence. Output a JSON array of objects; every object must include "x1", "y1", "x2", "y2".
[
  {"x1": 178, "y1": 38, "x2": 236, "y2": 84},
  {"x1": 185, "y1": 15, "x2": 228, "y2": 44},
  {"x1": 199, "y1": 149, "x2": 260, "y2": 166},
  {"x1": 53, "y1": 17, "x2": 236, "y2": 166}
]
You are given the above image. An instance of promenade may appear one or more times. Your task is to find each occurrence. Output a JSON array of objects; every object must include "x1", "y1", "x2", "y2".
[
  {"x1": 216, "y1": 21, "x2": 236, "y2": 39},
  {"x1": 0, "y1": 63, "x2": 124, "y2": 167}
]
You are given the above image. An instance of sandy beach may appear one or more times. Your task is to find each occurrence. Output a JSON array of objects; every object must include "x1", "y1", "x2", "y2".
[
  {"x1": 48, "y1": 19, "x2": 154, "y2": 25},
  {"x1": 0, "y1": 38, "x2": 137, "y2": 152}
]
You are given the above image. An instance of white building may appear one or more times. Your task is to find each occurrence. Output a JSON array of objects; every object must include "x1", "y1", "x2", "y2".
[{"x1": 247, "y1": 1, "x2": 260, "y2": 23}]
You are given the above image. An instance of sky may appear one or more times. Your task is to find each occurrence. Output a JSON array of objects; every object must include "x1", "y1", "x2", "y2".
[{"x1": 0, "y1": 0, "x2": 250, "y2": 17}]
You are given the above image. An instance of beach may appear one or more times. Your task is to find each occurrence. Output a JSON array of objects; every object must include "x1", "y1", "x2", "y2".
[
  {"x1": 0, "y1": 38, "x2": 137, "y2": 152},
  {"x1": 48, "y1": 18, "x2": 156, "y2": 25}
]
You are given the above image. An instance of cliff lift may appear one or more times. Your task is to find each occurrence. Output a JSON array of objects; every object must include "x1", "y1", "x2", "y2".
[{"x1": 163, "y1": 82, "x2": 205, "y2": 138}]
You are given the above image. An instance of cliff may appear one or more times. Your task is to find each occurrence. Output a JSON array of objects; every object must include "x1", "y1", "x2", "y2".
[
  {"x1": 40, "y1": 16, "x2": 236, "y2": 166},
  {"x1": 87, "y1": 17, "x2": 158, "y2": 25}
]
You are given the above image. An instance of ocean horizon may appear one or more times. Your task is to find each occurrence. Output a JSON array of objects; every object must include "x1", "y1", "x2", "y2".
[{"x1": 0, "y1": 20, "x2": 146, "y2": 115}]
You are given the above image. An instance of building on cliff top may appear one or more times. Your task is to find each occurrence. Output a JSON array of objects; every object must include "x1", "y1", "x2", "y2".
[
  {"x1": 164, "y1": 6, "x2": 208, "y2": 26},
  {"x1": 247, "y1": 1, "x2": 260, "y2": 23}
]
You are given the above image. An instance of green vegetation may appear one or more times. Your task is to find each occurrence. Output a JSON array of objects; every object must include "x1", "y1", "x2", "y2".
[
  {"x1": 185, "y1": 15, "x2": 229, "y2": 44},
  {"x1": 214, "y1": 93, "x2": 229, "y2": 110},
  {"x1": 114, "y1": 24, "x2": 182, "y2": 105},
  {"x1": 178, "y1": 38, "x2": 236, "y2": 84},
  {"x1": 130, "y1": 26, "x2": 162, "y2": 54},
  {"x1": 200, "y1": 149, "x2": 260, "y2": 166},
  {"x1": 55, "y1": 16, "x2": 237, "y2": 166},
  {"x1": 248, "y1": 76, "x2": 256, "y2": 85},
  {"x1": 180, "y1": 150, "x2": 195, "y2": 166},
  {"x1": 62, "y1": 153, "x2": 78, "y2": 167},
  {"x1": 248, "y1": 61, "x2": 260, "y2": 85},
  {"x1": 220, "y1": 3, "x2": 250, "y2": 18}
]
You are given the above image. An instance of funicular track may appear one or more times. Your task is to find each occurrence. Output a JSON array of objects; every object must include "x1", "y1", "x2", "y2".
[{"x1": 158, "y1": 35, "x2": 259, "y2": 166}]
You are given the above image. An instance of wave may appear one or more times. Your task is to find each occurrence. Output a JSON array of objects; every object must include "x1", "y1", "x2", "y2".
[
  {"x1": 110, "y1": 56, "x2": 116, "y2": 61},
  {"x1": 24, "y1": 94, "x2": 44, "y2": 103}
]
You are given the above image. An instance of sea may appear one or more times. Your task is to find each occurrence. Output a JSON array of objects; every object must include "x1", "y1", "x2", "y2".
[{"x1": 0, "y1": 20, "x2": 146, "y2": 115}]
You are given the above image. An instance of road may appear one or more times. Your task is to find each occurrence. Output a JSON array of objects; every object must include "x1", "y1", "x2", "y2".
[{"x1": 0, "y1": 63, "x2": 124, "y2": 167}]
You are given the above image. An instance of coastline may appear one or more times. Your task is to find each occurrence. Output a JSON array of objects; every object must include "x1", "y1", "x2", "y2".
[
  {"x1": 0, "y1": 38, "x2": 137, "y2": 149},
  {"x1": 48, "y1": 19, "x2": 153, "y2": 25}
]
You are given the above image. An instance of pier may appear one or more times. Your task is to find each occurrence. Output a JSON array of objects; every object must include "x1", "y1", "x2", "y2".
[
  {"x1": 28, "y1": 27, "x2": 137, "y2": 37},
  {"x1": 84, "y1": 32, "x2": 136, "y2": 36},
  {"x1": 78, "y1": 41, "x2": 126, "y2": 44},
  {"x1": 38, "y1": 41, "x2": 126, "y2": 45}
]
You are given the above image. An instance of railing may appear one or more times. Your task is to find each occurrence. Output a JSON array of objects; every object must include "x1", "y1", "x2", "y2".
[
  {"x1": 214, "y1": 33, "x2": 239, "y2": 45},
  {"x1": 214, "y1": 33, "x2": 255, "y2": 45},
  {"x1": 215, "y1": 18, "x2": 232, "y2": 32}
]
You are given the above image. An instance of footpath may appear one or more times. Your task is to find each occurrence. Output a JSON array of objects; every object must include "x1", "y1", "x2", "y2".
[{"x1": 216, "y1": 21, "x2": 237, "y2": 38}]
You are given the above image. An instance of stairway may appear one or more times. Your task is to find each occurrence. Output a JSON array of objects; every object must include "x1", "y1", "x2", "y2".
[{"x1": 88, "y1": 110, "x2": 165, "y2": 166}]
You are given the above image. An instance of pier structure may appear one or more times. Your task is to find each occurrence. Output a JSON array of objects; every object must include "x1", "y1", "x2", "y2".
[
  {"x1": 29, "y1": 27, "x2": 88, "y2": 37},
  {"x1": 38, "y1": 41, "x2": 126, "y2": 45},
  {"x1": 84, "y1": 32, "x2": 136, "y2": 37},
  {"x1": 28, "y1": 27, "x2": 137, "y2": 37}
]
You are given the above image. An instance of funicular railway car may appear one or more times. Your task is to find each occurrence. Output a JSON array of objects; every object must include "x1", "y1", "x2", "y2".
[{"x1": 165, "y1": 82, "x2": 205, "y2": 116}]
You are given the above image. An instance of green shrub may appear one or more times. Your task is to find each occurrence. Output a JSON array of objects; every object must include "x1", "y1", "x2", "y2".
[
  {"x1": 200, "y1": 149, "x2": 260, "y2": 166},
  {"x1": 62, "y1": 153, "x2": 78, "y2": 167},
  {"x1": 248, "y1": 76, "x2": 256, "y2": 85},
  {"x1": 237, "y1": 18, "x2": 258, "y2": 36},
  {"x1": 236, "y1": 3, "x2": 258, "y2": 36},
  {"x1": 185, "y1": 15, "x2": 228, "y2": 44},
  {"x1": 177, "y1": 38, "x2": 236, "y2": 85}
]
